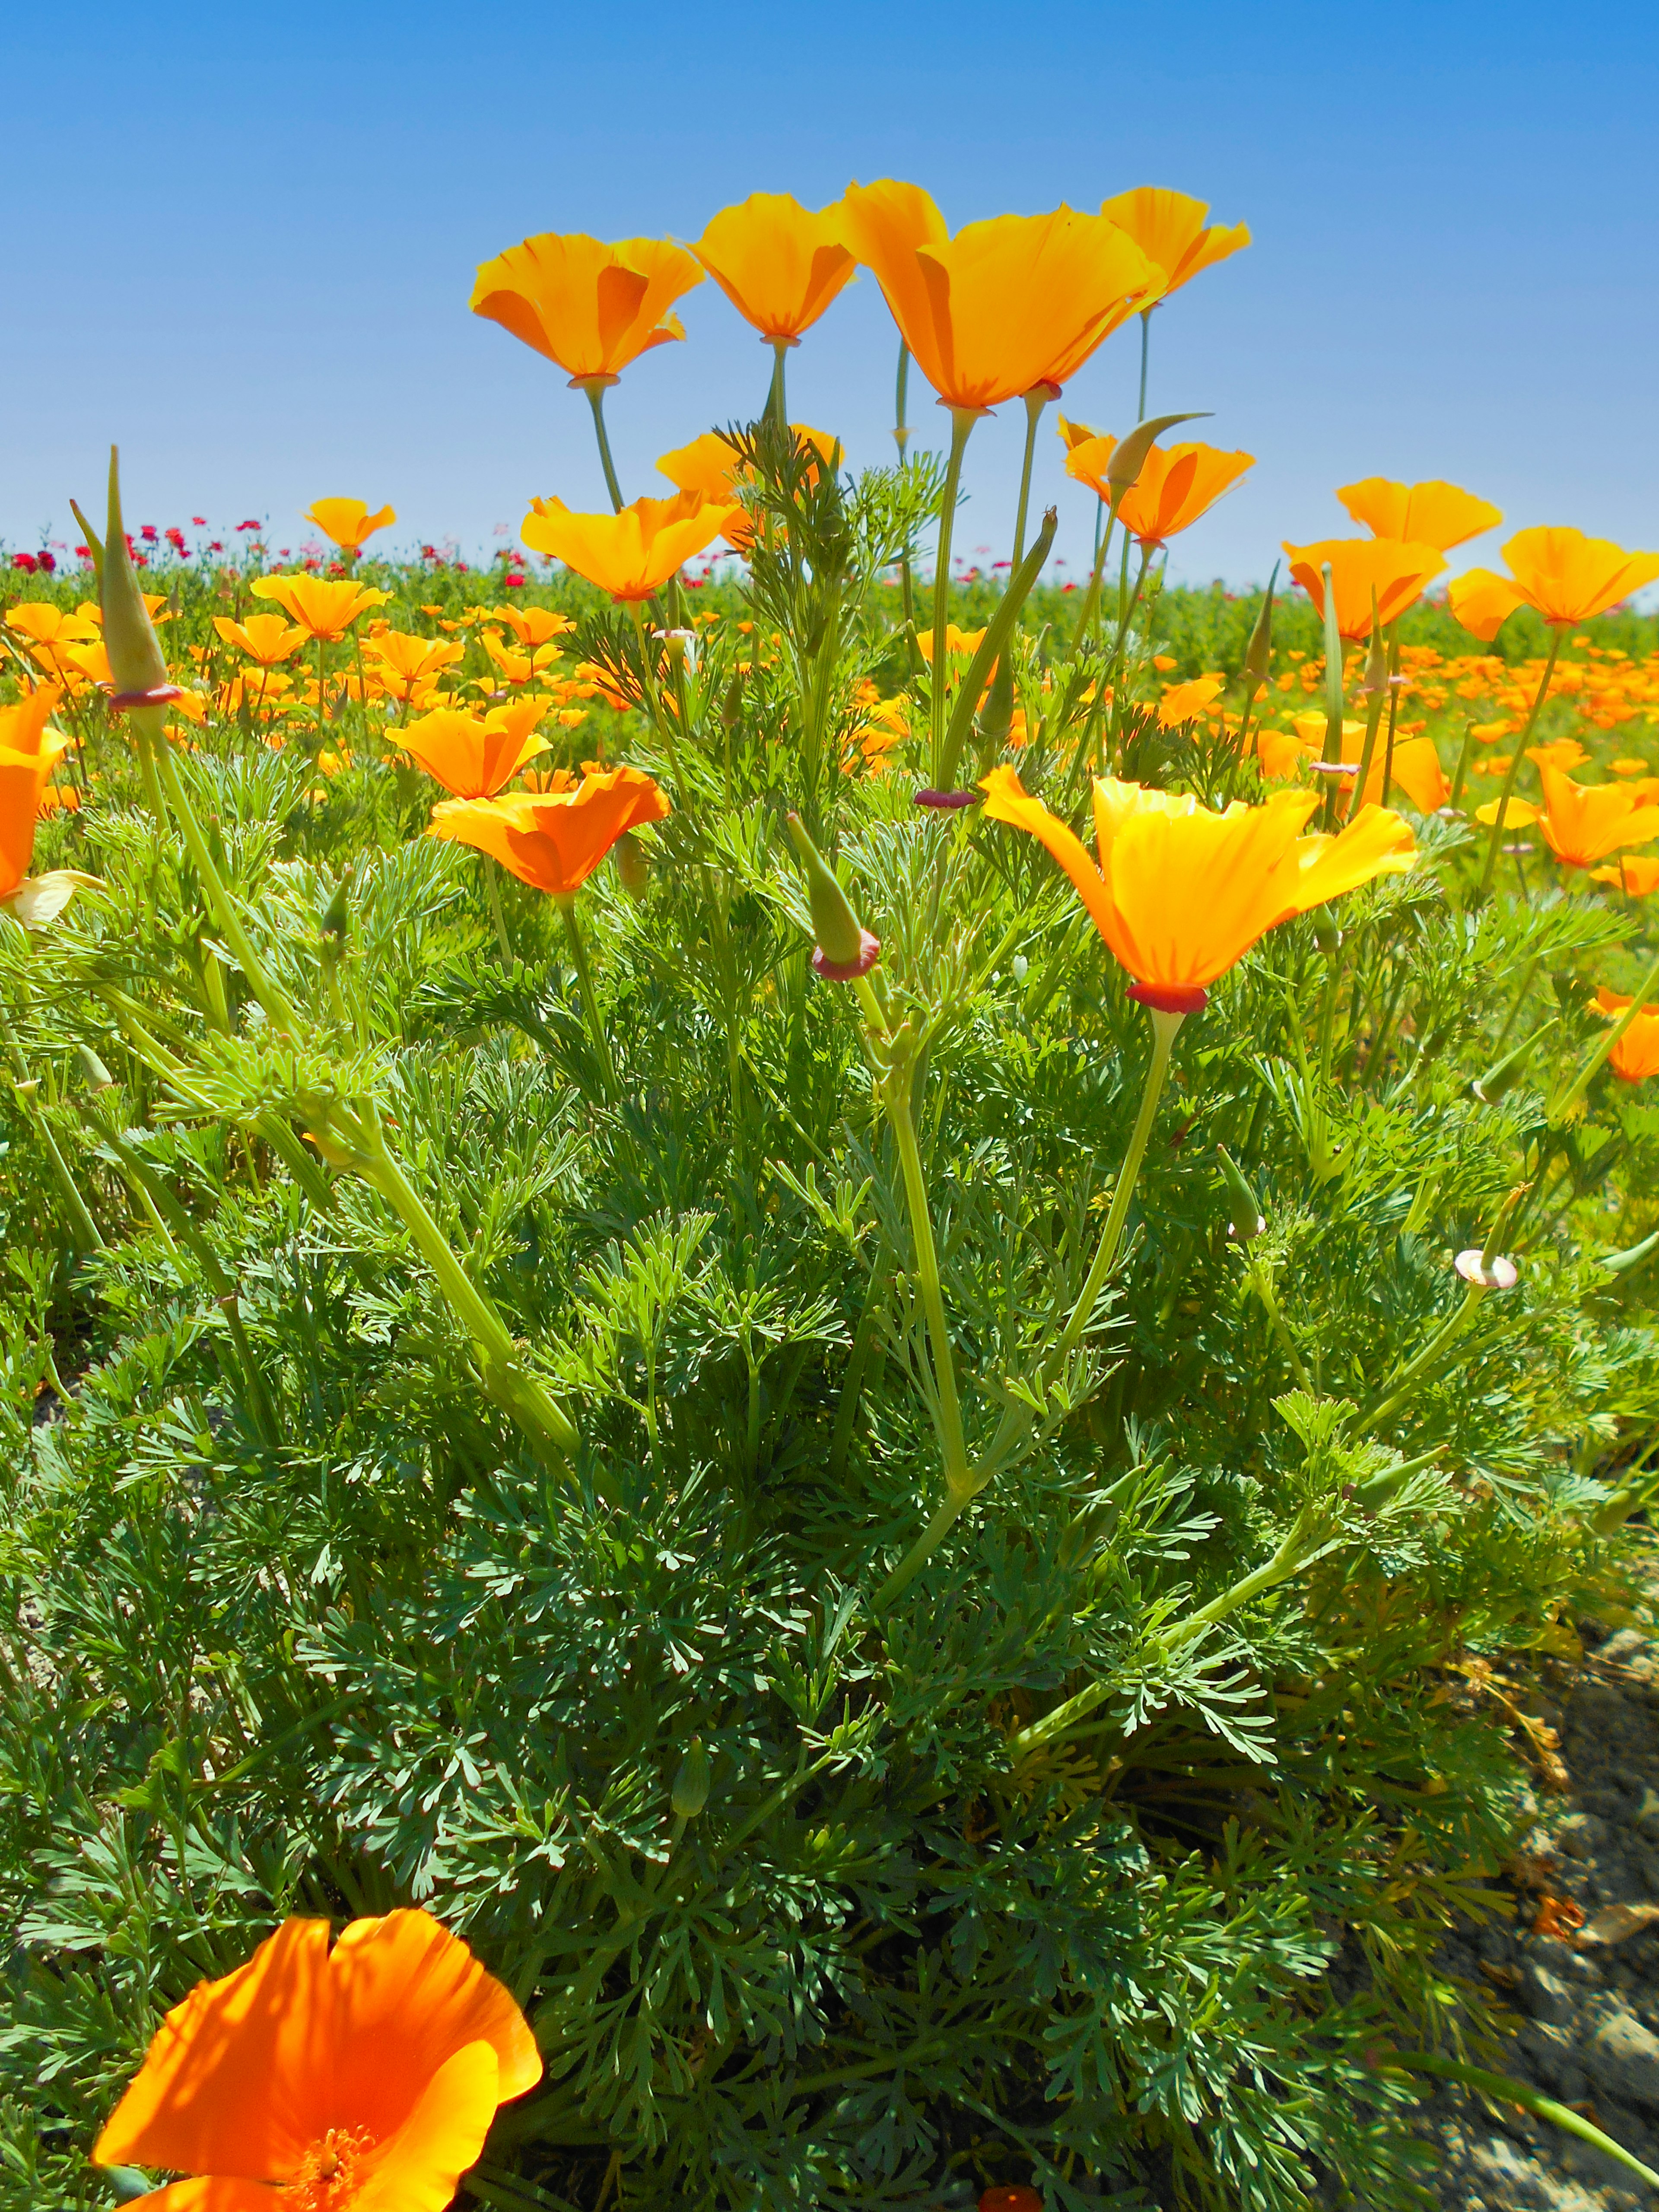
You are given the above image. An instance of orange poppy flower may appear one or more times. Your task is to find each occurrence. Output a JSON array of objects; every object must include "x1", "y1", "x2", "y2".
[
  {"x1": 1595, "y1": 988, "x2": 1659, "y2": 1081},
  {"x1": 1335, "y1": 477, "x2": 1501, "y2": 552},
  {"x1": 655, "y1": 426, "x2": 839, "y2": 551},
  {"x1": 430, "y1": 763, "x2": 670, "y2": 897},
  {"x1": 980, "y1": 766, "x2": 1414, "y2": 1008},
  {"x1": 838, "y1": 180, "x2": 1157, "y2": 411},
  {"x1": 1535, "y1": 764, "x2": 1659, "y2": 868},
  {"x1": 212, "y1": 612, "x2": 310, "y2": 666},
  {"x1": 400, "y1": 702, "x2": 550, "y2": 798},
  {"x1": 0, "y1": 686, "x2": 69, "y2": 899},
  {"x1": 305, "y1": 499, "x2": 397, "y2": 556},
  {"x1": 1281, "y1": 537, "x2": 1447, "y2": 641},
  {"x1": 1592, "y1": 855, "x2": 1659, "y2": 894},
  {"x1": 363, "y1": 629, "x2": 465, "y2": 704},
  {"x1": 486, "y1": 604, "x2": 575, "y2": 648},
  {"x1": 519, "y1": 492, "x2": 742, "y2": 601},
  {"x1": 249, "y1": 574, "x2": 391, "y2": 641},
  {"x1": 1065, "y1": 435, "x2": 1253, "y2": 545},
  {"x1": 1097, "y1": 187, "x2": 1249, "y2": 299},
  {"x1": 470, "y1": 232, "x2": 703, "y2": 386},
  {"x1": 693, "y1": 192, "x2": 856, "y2": 342},
  {"x1": 1448, "y1": 527, "x2": 1659, "y2": 640},
  {"x1": 92, "y1": 1909, "x2": 540, "y2": 2212}
]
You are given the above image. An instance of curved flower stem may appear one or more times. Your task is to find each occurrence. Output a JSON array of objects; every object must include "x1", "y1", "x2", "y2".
[
  {"x1": 559, "y1": 892, "x2": 616, "y2": 1096},
  {"x1": 1552, "y1": 940, "x2": 1659, "y2": 1122},
  {"x1": 582, "y1": 382, "x2": 626, "y2": 514},
  {"x1": 1478, "y1": 633, "x2": 1561, "y2": 899},
  {"x1": 1360, "y1": 1284, "x2": 1483, "y2": 1434},
  {"x1": 484, "y1": 858, "x2": 515, "y2": 971},
  {"x1": 1069, "y1": 496, "x2": 1119, "y2": 656},
  {"x1": 628, "y1": 606, "x2": 686, "y2": 801},
  {"x1": 930, "y1": 409, "x2": 979, "y2": 781},
  {"x1": 1010, "y1": 389, "x2": 1049, "y2": 568}
]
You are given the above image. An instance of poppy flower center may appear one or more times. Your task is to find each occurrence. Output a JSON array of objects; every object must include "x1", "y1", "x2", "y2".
[{"x1": 289, "y1": 2124, "x2": 375, "y2": 2207}]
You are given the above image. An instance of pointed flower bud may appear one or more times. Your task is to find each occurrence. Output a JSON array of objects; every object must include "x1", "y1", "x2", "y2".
[
  {"x1": 614, "y1": 827, "x2": 651, "y2": 898},
  {"x1": 1243, "y1": 563, "x2": 1277, "y2": 692},
  {"x1": 671, "y1": 1735, "x2": 710, "y2": 1819},
  {"x1": 785, "y1": 812, "x2": 879, "y2": 980},
  {"x1": 98, "y1": 448, "x2": 179, "y2": 709},
  {"x1": 1104, "y1": 410, "x2": 1212, "y2": 500},
  {"x1": 1217, "y1": 1145, "x2": 1265, "y2": 1241}
]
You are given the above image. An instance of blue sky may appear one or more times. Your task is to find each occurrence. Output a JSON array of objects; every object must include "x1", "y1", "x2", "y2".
[{"x1": 7, "y1": 0, "x2": 1658, "y2": 587}]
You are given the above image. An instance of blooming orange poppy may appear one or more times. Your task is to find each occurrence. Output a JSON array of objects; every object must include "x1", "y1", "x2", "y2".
[
  {"x1": 655, "y1": 427, "x2": 839, "y2": 551},
  {"x1": 693, "y1": 192, "x2": 856, "y2": 342},
  {"x1": 93, "y1": 1909, "x2": 540, "y2": 2212},
  {"x1": 1535, "y1": 764, "x2": 1659, "y2": 868},
  {"x1": 306, "y1": 499, "x2": 397, "y2": 556},
  {"x1": 249, "y1": 575, "x2": 391, "y2": 642},
  {"x1": 363, "y1": 630, "x2": 465, "y2": 704},
  {"x1": 838, "y1": 180, "x2": 1157, "y2": 411},
  {"x1": 1097, "y1": 187, "x2": 1249, "y2": 298},
  {"x1": 1281, "y1": 537, "x2": 1447, "y2": 641},
  {"x1": 400, "y1": 702, "x2": 550, "y2": 798},
  {"x1": 1335, "y1": 477, "x2": 1501, "y2": 552},
  {"x1": 0, "y1": 686, "x2": 69, "y2": 900},
  {"x1": 519, "y1": 491, "x2": 742, "y2": 601},
  {"x1": 1065, "y1": 435, "x2": 1253, "y2": 545},
  {"x1": 1448, "y1": 527, "x2": 1659, "y2": 639},
  {"x1": 1592, "y1": 855, "x2": 1659, "y2": 894},
  {"x1": 1594, "y1": 988, "x2": 1659, "y2": 1081},
  {"x1": 470, "y1": 232, "x2": 703, "y2": 386},
  {"x1": 486, "y1": 604, "x2": 575, "y2": 648},
  {"x1": 430, "y1": 764, "x2": 670, "y2": 897},
  {"x1": 980, "y1": 766, "x2": 1414, "y2": 1007},
  {"x1": 213, "y1": 612, "x2": 309, "y2": 666}
]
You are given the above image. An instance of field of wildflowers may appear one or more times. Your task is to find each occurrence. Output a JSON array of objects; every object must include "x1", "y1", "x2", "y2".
[{"x1": 7, "y1": 183, "x2": 1659, "y2": 2212}]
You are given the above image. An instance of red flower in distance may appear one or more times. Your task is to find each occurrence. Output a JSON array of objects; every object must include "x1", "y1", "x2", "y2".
[
  {"x1": 235, "y1": 519, "x2": 263, "y2": 532},
  {"x1": 140, "y1": 524, "x2": 158, "y2": 543},
  {"x1": 11, "y1": 553, "x2": 36, "y2": 573},
  {"x1": 191, "y1": 515, "x2": 208, "y2": 525}
]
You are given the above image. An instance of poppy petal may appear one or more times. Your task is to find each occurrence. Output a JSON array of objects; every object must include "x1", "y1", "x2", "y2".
[{"x1": 354, "y1": 2040, "x2": 502, "y2": 2212}]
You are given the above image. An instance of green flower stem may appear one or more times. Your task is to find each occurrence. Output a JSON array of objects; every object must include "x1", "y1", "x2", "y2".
[
  {"x1": 766, "y1": 339, "x2": 790, "y2": 433},
  {"x1": 144, "y1": 709, "x2": 301, "y2": 1038},
  {"x1": 1350, "y1": 667, "x2": 1390, "y2": 814},
  {"x1": 484, "y1": 857, "x2": 515, "y2": 971},
  {"x1": 930, "y1": 409, "x2": 979, "y2": 781},
  {"x1": 629, "y1": 606, "x2": 687, "y2": 801},
  {"x1": 1448, "y1": 718, "x2": 1478, "y2": 809},
  {"x1": 1069, "y1": 491, "x2": 1122, "y2": 658},
  {"x1": 1318, "y1": 567, "x2": 1346, "y2": 828},
  {"x1": 1477, "y1": 632, "x2": 1561, "y2": 899},
  {"x1": 560, "y1": 892, "x2": 617, "y2": 1095},
  {"x1": 129, "y1": 718, "x2": 168, "y2": 828},
  {"x1": 1137, "y1": 307, "x2": 1153, "y2": 421},
  {"x1": 893, "y1": 341, "x2": 911, "y2": 460},
  {"x1": 1360, "y1": 1284, "x2": 1484, "y2": 1435},
  {"x1": 1551, "y1": 941, "x2": 1659, "y2": 1122},
  {"x1": 1, "y1": 1019, "x2": 104, "y2": 1254},
  {"x1": 582, "y1": 381, "x2": 626, "y2": 513},
  {"x1": 1388, "y1": 2053, "x2": 1659, "y2": 2193},
  {"x1": 1010, "y1": 388, "x2": 1049, "y2": 568},
  {"x1": 351, "y1": 1101, "x2": 578, "y2": 1465}
]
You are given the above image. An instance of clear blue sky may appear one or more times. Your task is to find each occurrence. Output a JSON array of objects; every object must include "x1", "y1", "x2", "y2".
[{"x1": 7, "y1": 0, "x2": 1657, "y2": 588}]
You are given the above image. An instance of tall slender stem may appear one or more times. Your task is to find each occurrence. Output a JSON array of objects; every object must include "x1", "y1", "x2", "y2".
[
  {"x1": 484, "y1": 857, "x2": 514, "y2": 970},
  {"x1": 1478, "y1": 634, "x2": 1561, "y2": 898},
  {"x1": 1010, "y1": 388, "x2": 1049, "y2": 569},
  {"x1": 893, "y1": 342, "x2": 910, "y2": 460},
  {"x1": 1553, "y1": 941, "x2": 1659, "y2": 1122},
  {"x1": 766, "y1": 340, "x2": 790, "y2": 434},
  {"x1": 930, "y1": 410, "x2": 978, "y2": 780},
  {"x1": 561, "y1": 894, "x2": 617, "y2": 1095},
  {"x1": 1137, "y1": 308, "x2": 1153, "y2": 421},
  {"x1": 582, "y1": 381, "x2": 625, "y2": 513}
]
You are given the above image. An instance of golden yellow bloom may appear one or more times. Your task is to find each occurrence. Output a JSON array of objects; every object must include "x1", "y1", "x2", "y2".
[
  {"x1": 1473, "y1": 796, "x2": 1540, "y2": 830},
  {"x1": 1592, "y1": 855, "x2": 1659, "y2": 893},
  {"x1": 1336, "y1": 478, "x2": 1501, "y2": 551},
  {"x1": 1536, "y1": 764, "x2": 1659, "y2": 867},
  {"x1": 400, "y1": 702, "x2": 550, "y2": 798},
  {"x1": 213, "y1": 612, "x2": 309, "y2": 665},
  {"x1": 839, "y1": 180, "x2": 1157, "y2": 410},
  {"x1": 431, "y1": 765, "x2": 670, "y2": 896},
  {"x1": 305, "y1": 498, "x2": 396, "y2": 555},
  {"x1": 1097, "y1": 187, "x2": 1249, "y2": 297},
  {"x1": 1595, "y1": 988, "x2": 1659, "y2": 1081},
  {"x1": 1449, "y1": 528, "x2": 1659, "y2": 639},
  {"x1": 656, "y1": 426, "x2": 838, "y2": 551},
  {"x1": 470, "y1": 232, "x2": 702, "y2": 385},
  {"x1": 693, "y1": 192, "x2": 856, "y2": 341},
  {"x1": 520, "y1": 492, "x2": 742, "y2": 601},
  {"x1": 0, "y1": 686, "x2": 69, "y2": 900},
  {"x1": 487, "y1": 605, "x2": 575, "y2": 648},
  {"x1": 1158, "y1": 674, "x2": 1226, "y2": 726},
  {"x1": 1066, "y1": 435, "x2": 1253, "y2": 545},
  {"x1": 249, "y1": 574, "x2": 390, "y2": 641},
  {"x1": 980, "y1": 766, "x2": 1414, "y2": 1007},
  {"x1": 1281, "y1": 537, "x2": 1447, "y2": 641}
]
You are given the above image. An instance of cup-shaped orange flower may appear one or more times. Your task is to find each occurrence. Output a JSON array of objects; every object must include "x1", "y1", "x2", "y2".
[
  {"x1": 1536, "y1": 764, "x2": 1659, "y2": 868},
  {"x1": 1592, "y1": 855, "x2": 1659, "y2": 895},
  {"x1": 250, "y1": 574, "x2": 391, "y2": 641},
  {"x1": 402, "y1": 702, "x2": 550, "y2": 798},
  {"x1": 693, "y1": 192, "x2": 856, "y2": 342},
  {"x1": 1335, "y1": 477, "x2": 1501, "y2": 552},
  {"x1": 1065, "y1": 435, "x2": 1253, "y2": 546},
  {"x1": 1595, "y1": 988, "x2": 1659, "y2": 1081},
  {"x1": 470, "y1": 232, "x2": 703, "y2": 386},
  {"x1": 838, "y1": 180, "x2": 1157, "y2": 410},
  {"x1": 1448, "y1": 527, "x2": 1659, "y2": 640},
  {"x1": 0, "y1": 686, "x2": 69, "y2": 899},
  {"x1": 980, "y1": 767, "x2": 1414, "y2": 1009},
  {"x1": 213, "y1": 612, "x2": 309, "y2": 666},
  {"x1": 1281, "y1": 537, "x2": 1447, "y2": 642},
  {"x1": 306, "y1": 498, "x2": 397, "y2": 555},
  {"x1": 93, "y1": 1908, "x2": 539, "y2": 2212},
  {"x1": 430, "y1": 764, "x2": 670, "y2": 897},
  {"x1": 520, "y1": 491, "x2": 742, "y2": 601},
  {"x1": 656, "y1": 426, "x2": 838, "y2": 551},
  {"x1": 1098, "y1": 187, "x2": 1249, "y2": 298}
]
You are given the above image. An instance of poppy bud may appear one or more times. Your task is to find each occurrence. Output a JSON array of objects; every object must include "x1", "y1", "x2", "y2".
[
  {"x1": 1105, "y1": 410, "x2": 1211, "y2": 501},
  {"x1": 77, "y1": 1044, "x2": 115, "y2": 1092},
  {"x1": 1243, "y1": 564, "x2": 1277, "y2": 692},
  {"x1": 1361, "y1": 597, "x2": 1387, "y2": 698},
  {"x1": 1217, "y1": 1145, "x2": 1265, "y2": 1241},
  {"x1": 321, "y1": 871, "x2": 352, "y2": 943},
  {"x1": 1311, "y1": 910, "x2": 1339, "y2": 960},
  {"x1": 615, "y1": 828, "x2": 650, "y2": 899},
  {"x1": 95, "y1": 448, "x2": 175, "y2": 706},
  {"x1": 785, "y1": 813, "x2": 879, "y2": 981},
  {"x1": 671, "y1": 1735, "x2": 709, "y2": 1819}
]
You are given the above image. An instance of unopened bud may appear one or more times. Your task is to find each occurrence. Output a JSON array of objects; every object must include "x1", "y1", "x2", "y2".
[
  {"x1": 97, "y1": 448, "x2": 173, "y2": 702},
  {"x1": 615, "y1": 829, "x2": 650, "y2": 899},
  {"x1": 785, "y1": 813, "x2": 879, "y2": 981},
  {"x1": 1105, "y1": 410, "x2": 1211, "y2": 500},
  {"x1": 77, "y1": 1044, "x2": 114, "y2": 1092},
  {"x1": 1311, "y1": 910, "x2": 1340, "y2": 960},
  {"x1": 1361, "y1": 598, "x2": 1388, "y2": 697},
  {"x1": 1217, "y1": 1146, "x2": 1265, "y2": 1242},
  {"x1": 1243, "y1": 564, "x2": 1277, "y2": 692},
  {"x1": 671, "y1": 1735, "x2": 709, "y2": 1819},
  {"x1": 321, "y1": 870, "x2": 352, "y2": 942}
]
